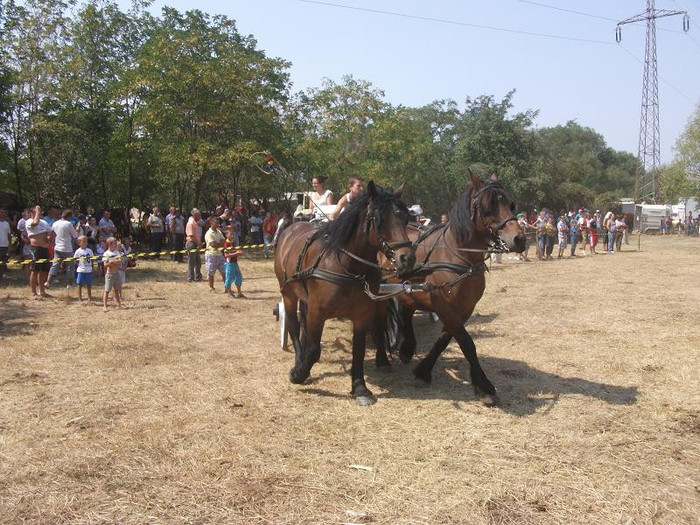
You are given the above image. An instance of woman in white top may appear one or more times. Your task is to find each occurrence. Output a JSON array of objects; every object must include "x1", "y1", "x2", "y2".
[
  {"x1": 332, "y1": 175, "x2": 365, "y2": 219},
  {"x1": 309, "y1": 176, "x2": 334, "y2": 220}
]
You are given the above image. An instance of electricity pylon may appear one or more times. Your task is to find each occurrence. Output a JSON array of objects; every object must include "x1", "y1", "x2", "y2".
[{"x1": 616, "y1": 1, "x2": 689, "y2": 203}]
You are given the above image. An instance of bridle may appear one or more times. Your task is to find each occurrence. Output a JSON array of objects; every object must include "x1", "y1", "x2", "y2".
[
  {"x1": 470, "y1": 183, "x2": 518, "y2": 251},
  {"x1": 364, "y1": 201, "x2": 413, "y2": 266}
]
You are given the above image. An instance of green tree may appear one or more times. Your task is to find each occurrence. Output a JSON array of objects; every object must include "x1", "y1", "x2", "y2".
[{"x1": 670, "y1": 102, "x2": 700, "y2": 202}]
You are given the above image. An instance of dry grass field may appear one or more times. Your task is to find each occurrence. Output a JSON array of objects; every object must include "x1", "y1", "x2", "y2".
[{"x1": 0, "y1": 235, "x2": 698, "y2": 524}]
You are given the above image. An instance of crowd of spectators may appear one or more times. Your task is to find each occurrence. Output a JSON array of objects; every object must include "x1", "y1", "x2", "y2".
[{"x1": 512, "y1": 207, "x2": 635, "y2": 262}]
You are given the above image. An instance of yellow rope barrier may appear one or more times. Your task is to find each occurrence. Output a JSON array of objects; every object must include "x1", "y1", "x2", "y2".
[{"x1": 4, "y1": 244, "x2": 271, "y2": 266}]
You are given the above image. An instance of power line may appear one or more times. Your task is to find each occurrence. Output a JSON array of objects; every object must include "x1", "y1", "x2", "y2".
[
  {"x1": 515, "y1": 0, "x2": 684, "y2": 33},
  {"x1": 299, "y1": 0, "x2": 615, "y2": 45},
  {"x1": 618, "y1": 44, "x2": 693, "y2": 103},
  {"x1": 514, "y1": 0, "x2": 617, "y2": 22}
]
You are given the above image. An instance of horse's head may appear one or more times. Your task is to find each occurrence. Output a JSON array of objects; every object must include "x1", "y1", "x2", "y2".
[
  {"x1": 468, "y1": 170, "x2": 526, "y2": 253},
  {"x1": 365, "y1": 181, "x2": 416, "y2": 275}
]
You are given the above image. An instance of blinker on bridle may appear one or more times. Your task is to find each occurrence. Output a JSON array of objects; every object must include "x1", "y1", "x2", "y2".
[
  {"x1": 366, "y1": 202, "x2": 412, "y2": 265},
  {"x1": 471, "y1": 183, "x2": 518, "y2": 240}
]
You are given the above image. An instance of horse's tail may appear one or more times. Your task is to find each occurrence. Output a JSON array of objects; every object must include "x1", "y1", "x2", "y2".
[
  {"x1": 272, "y1": 214, "x2": 293, "y2": 247},
  {"x1": 384, "y1": 297, "x2": 404, "y2": 354}
]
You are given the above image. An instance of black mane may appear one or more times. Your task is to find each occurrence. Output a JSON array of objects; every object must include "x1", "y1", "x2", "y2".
[
  {"x1": 322, "y1": 186, "x2": 406, "y2": 252},
  {"x1": 448, "y1": 182, "x2": 509, "y2": 244}
]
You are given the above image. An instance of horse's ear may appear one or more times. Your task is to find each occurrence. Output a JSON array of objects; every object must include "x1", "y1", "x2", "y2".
[
  {"x1": 468, "y1": 168, "x2": 482, "y2": 187},
  {"x1": 490, "y1": 171, "x2": 498, "y2": 183},
  {"x1": 394, "y1": 181, "x2": 406, "y2": 197},
  {"x1": 367, "y1": 180, "x2": 377, "y2": 199}
]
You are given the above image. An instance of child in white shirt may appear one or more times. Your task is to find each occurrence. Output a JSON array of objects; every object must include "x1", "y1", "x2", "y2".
[{"x1": 73, "y1": 235, "x2": 94, "y2": 303}]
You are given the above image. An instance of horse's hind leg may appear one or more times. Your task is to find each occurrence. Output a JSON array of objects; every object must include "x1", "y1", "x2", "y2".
[
  {"x1": 351, "y1": 321, "x2": 376, "y2": 406},
  {"x1": 373, "y1": 302, "x2": 391, "y2": 369},
  {"x1": 399, "y1": 307, "x2": 417, "y2": 364},
  {"x1": 284, "y1": 295, "x2": 307, "y2": 384},
  {"x1": 292, "y1": 311, "x2": 325, "y2": 384}
]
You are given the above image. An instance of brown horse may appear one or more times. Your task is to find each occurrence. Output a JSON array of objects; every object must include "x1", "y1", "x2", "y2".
[
  {"x1": 378, "y1": 171, "x2": 525, "y2": 405},
  {"x1": 274, "y1": 182, "x2": 416, "y2": 406}
]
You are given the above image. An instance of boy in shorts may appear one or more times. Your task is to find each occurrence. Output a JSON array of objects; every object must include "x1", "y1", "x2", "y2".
[
  {"x1": 102, "y1": 237, "x2": 124, "y2": 312},
  {"x1": 74, "y1": 235, "x2": 94, "y2": 303}
]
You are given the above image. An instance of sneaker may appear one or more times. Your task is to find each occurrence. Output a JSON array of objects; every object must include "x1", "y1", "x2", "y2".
[{"x1": 237, "y1": 293, "x2": 246, "y2": 299}]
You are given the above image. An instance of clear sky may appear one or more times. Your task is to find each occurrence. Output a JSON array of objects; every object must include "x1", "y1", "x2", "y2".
[{"x1": 138, "y1": 0, "x2": 700, "y2": 163}]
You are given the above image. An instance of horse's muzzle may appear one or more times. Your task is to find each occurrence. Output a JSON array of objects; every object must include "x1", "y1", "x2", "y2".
[{"x1": 394, "y1": 247, "x2": 416, "y2": 275}]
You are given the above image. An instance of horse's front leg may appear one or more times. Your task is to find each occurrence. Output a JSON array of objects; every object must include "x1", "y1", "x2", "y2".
[
  {"x1": 451, "y1": 324, "x2": 497, "y2": 405},
  {"x1": 413, "y1": 329, "x2": 453, "y2": 385},
  {"x1": 351, "y1": 318, "x2": 376, "y2": 406}
]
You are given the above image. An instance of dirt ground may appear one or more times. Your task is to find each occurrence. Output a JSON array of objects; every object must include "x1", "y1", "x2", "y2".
[{"x1": 0, "y1": 235, "x2": 698, "y2": 524}]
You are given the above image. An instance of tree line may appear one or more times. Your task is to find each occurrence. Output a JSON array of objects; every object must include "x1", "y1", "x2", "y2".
[{"x1": 1, "y1": 1, "x2": 696, "y2": 219}]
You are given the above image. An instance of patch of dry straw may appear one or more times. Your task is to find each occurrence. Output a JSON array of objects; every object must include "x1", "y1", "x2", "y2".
[{"x1": 0, "y1": 236, "x2": 698, "y2": 524}]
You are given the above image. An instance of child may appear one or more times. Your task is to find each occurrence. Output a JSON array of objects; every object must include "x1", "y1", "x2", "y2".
[
  {"x1": 73, "y1": 235, "x2": 94, "y2": 303},
  {"x1": 102, "y1": 237, "x2": 124, "y2": 312},
  {"x1": 123, "y1": 236, "x2": 137, "y2": 268},
  {"x1": 223, "y1": 229, "x2": 245, "y2": 298},
  {"x1": 556, "y1": 216, "x2": 568, "y2": 259},
  {"x1": 569, "y1": 219, "x2": 579, "y2": 257},
  {"x1": 588, "y1": 217, "x2": 598, "y2": 254}
]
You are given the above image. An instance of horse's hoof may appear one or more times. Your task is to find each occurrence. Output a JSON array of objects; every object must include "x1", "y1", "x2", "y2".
[
  {"x1": 479, "y1": 393, "x2": 500, "y2": 406},
  {"x1": 356, "y1": 395, "x2": 376, "y2": 406},
  {"x1": 413, "y1": 377, "x2": 431, "y2": 389},
  {"x1": 399, "y1": 353, "x2": 413, "y2": 365},
  {"x1": 289, "y1": 368, "x2": 308, "y2": 385}
]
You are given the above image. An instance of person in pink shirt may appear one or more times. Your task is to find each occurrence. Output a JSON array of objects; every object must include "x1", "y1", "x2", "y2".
[{"x1": 185, "y1": 208, "x2": 203, "y2": 282}]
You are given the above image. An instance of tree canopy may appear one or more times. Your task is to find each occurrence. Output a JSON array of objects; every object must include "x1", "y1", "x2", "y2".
[{"x1": 1, "y1": 0, "x2": 674, "y2": 218}]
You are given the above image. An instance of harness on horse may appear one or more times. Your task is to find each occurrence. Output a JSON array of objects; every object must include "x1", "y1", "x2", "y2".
[
  {"x1": 370, "y1": 182, "x2": 516, "y2": 300},
  {"x1": 282, "y1": 202, "x2": 411, "y2": 294}
]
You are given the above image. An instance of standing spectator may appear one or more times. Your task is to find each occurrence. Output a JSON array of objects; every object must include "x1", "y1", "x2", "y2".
[
  {"x1": 605, "y1": 211, "x2": 616, "y2": 253},
  {"x1": 556, "y1": 215, "x2": 568, "y2": 259},
  {"x1": 614, "y1": 214, "x2": 627, "y2": 251},
  {"x1": 46, "y1": 209, "x2": 78, "y2": 288},
  {"x1": 589, "y1": 214, "x2": 598, "y2": 254},
  {"x1": 602, "y1": 210, "x2": 614, "y2": 251},
  {"x1": 146, "y1": 207, "x2": 164, "y2": 257},
  {"x1": 16, "y1": 208, "x2": 33, "y2": 282},
  {"x1": 686, "y1": 211, "x2": 694, "y2": 236},
  {"x1": 578, "y1": 212, "x2": 590, "y2": 255},
  {"x1": 517, "y1": 213, "x2": 533, "y2": 262},
  {"x1": 249, "y1": 211, "x2": 263, "y2": 246},
  {"x1": 231, "y1": 209, "x2": 242, "y2": 246},
  {"x1": 223, "y1": 228, "x2": 245, "y2": 298},
  {"x1": 98, "y1": 210, "x2": 117, "y2": 242},
  {"x1": 102, "y1": 237, "x2": 124, "y2": 312},
  {"x1": 0, "y1": 208, "x2": 11, "y2": 280},
  {"x1": 73, "y1": 235, "x2": 94, "y2": 304},
  {"x1": 26, "y1": 205, "x2": 52, "y2": 299},
  {"x1": 164, "y1": 205, "x2": 176, "y2": 259},
  {"x1": 544, "y1": 216, "x2": 556, "y2": 260},
  {"x1": 534, "y1": 209, "x2": 547, "y2": 260},
  {"x1": 170, "y1": 208, "x2": 185, "y2": 262},
  {"x1": 204, "y1": 216, "x2": 226, "y2": 292},
  {"x1": 44, "y1": 206, "x2": 60, "y2": 227},
  {"x1": 262, "y1": 211, "x2": 277, "y2": 258},
  {"x1": 86, "y1": 216, "x2": 99, "y2": 253},
  {"x1": 441, "y1": 213, "x2": 449, "y2": 225},
  {"x1": 665, "y1": 216, "x2": 673, "y2": 235},
  {"x1": 659, "y1": 217, "x2": 666, "y2": 235},
  {"x1": 185, "y1": 208, "x2": 203, "y2": 282},
  {"x1": 569, "y1": 218, "x2": 579, "y2": 257}
]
